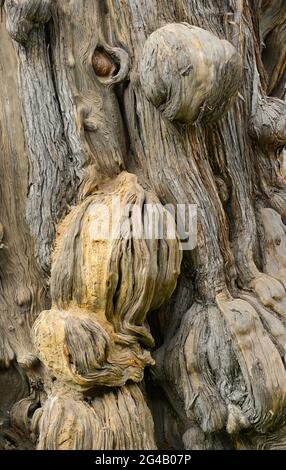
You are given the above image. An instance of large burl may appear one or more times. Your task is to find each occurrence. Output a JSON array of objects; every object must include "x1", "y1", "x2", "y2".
[
  {"x1": 33, "y1": 172, "x2": 182, "y2": 390},
  {"x1": 140, "y1": 23, "x2": 242, "y2": 124}
]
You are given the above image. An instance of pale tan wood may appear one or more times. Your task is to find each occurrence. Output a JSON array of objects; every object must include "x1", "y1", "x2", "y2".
[{"x1": 0, "y1": 0, "x2": 286, "y2": 450}]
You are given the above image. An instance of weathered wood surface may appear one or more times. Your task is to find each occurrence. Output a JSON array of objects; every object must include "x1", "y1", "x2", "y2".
[{"x1": 0, "y1": 0, "x2": 285, "y2": 450}]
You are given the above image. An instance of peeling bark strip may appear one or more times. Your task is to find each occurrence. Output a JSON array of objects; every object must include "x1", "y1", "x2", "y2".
[
  {"x1": 5, "y1": 0, "x2": 82, "y2": 274},
  {"x1": 0, "y1": 0, "x2": 286, "y2": 451}
]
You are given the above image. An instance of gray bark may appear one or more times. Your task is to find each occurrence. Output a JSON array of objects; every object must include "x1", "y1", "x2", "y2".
[{"x1": 0, "y1": 0, "x2": 286, "y2": 450}]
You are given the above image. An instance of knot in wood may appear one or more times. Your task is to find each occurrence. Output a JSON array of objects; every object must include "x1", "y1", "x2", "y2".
[{"x1": 92, "y1": 50, "x2": 116, "y2": 78}]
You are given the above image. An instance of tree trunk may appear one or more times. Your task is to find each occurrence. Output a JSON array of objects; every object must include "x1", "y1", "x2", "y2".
[{"x1": 0, "y1": 0, "x2": 286, "y2": 450}]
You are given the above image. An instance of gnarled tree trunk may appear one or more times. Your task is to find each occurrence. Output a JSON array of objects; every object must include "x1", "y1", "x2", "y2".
[{"x1": 0, "y1": 0, "x2": 286, "y2": 450}]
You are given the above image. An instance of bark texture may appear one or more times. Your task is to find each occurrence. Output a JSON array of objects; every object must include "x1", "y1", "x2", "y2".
[{"x1": 0, "y1": 0, "x2": 286, "y2": 450}]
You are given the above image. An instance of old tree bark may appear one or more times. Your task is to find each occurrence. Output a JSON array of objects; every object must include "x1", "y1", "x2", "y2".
[{"x1": 0, "y1": 0, "x2": 286, "y2": 450}]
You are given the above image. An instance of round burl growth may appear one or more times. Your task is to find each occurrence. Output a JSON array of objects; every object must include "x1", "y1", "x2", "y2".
[
  {"x1": 33, "y1": 172, "x2": 182, "y2": 390},
  {"x1": 140, "y1": 23, "x2": 242, "y2": 124}
]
